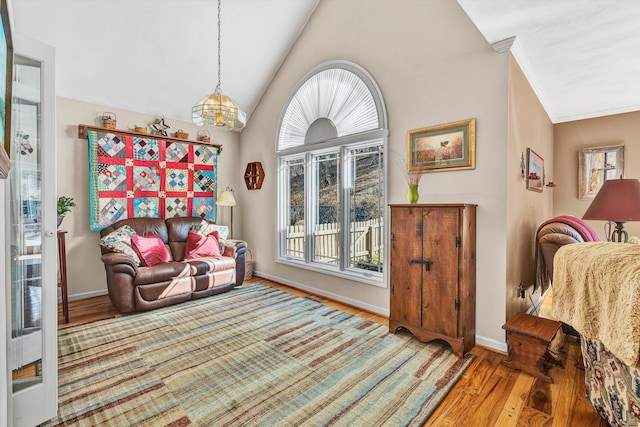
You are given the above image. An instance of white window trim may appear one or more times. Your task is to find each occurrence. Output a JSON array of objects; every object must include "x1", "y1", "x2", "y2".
[{"x1": 275, "y1": 61, "x2": 388, "y2": 287}]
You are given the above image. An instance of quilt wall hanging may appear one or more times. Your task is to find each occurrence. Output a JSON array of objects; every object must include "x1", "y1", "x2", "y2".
[{"x1": 87, "y1": 130, "x2": 218, "y2": 230}]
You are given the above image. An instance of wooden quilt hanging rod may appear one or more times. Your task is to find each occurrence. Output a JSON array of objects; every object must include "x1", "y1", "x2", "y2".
[{"x1": 77, "y1": 124, "x2": 223, "y2": 154}]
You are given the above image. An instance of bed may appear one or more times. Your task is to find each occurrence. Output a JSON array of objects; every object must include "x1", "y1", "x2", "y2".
[{"x1": 552, "y1": 242, "x2": 640, "y2": 426}]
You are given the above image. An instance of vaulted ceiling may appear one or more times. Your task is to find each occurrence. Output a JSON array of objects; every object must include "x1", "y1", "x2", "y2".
[
  {"x1": 11, "y1": 0, "x2": 640, "y2": 126},
  {"x1": 457, "y1": 0, "x2": 640, "y2": 123},
  {"x1": 11, "y1": 0, "x2": 320, "y2": 123}
]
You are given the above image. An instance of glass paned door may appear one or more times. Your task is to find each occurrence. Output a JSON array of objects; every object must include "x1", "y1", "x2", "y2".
[
  {"x1": 10, "y1": 57, "x2": 42, "y2": 392},
  {"x1": 9, "y1": 33, "x2": 57, "y2": 427}
]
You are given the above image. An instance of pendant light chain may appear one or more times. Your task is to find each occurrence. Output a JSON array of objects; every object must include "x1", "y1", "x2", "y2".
[
  {"x1": 191, "y1": 0, "x2": 246, "y2": 130},
  {"x1": 215, "y1": 0, "x2": 222, "y2": 95}
]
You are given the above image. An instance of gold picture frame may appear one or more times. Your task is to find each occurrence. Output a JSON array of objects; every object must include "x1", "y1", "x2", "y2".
[
  {"x1": 407, "y1": 118, "x2": 475, "y2": 173},
  {"x1": 578, "y1": 145, "x2": 625, "y2": 200}
]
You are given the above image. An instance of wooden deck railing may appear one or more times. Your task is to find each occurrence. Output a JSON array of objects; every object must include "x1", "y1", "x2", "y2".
[{"x1": 285, "y1": 218, "x2": 383, "y2": 271}]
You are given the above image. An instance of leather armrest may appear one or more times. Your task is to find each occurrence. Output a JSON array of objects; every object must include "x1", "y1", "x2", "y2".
[
  {"x1": 100, "y1": 252, "x2": 138, "y2": 314},
  {"x1": 223, "y1": 239, "x2": 247, "y2": 258},
  {"x1": 224, "y1": 239, "x2": 247, "y2": 286},
  {"x1": 101, "y1": 252, "x2": 139, "y2": 273}
]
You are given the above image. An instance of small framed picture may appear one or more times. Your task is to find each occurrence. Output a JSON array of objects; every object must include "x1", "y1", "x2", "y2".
[
  {"x1": 526, "y1": 148, "x2": 544, "y2": 192},
  {"x1": 407, "y1": 118, "x2": 475, "y2": 173},
  {"x1": 578, "y1": 145, "x2": 624, "y2": 200}
]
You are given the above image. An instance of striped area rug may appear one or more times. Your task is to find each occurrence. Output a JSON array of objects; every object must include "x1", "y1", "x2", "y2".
[{"x1": 43, "y1": 283, "x2": 475, "y2": 426}]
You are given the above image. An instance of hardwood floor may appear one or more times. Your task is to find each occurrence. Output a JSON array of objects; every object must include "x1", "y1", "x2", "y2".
[{"x1": 58, "y1": 277, "x2": 607, "y2": 426}]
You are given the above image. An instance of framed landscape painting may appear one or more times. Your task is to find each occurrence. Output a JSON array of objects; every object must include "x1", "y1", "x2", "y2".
[{"x1": 408, "y1": 118, "x2": 475, "y2": 173}]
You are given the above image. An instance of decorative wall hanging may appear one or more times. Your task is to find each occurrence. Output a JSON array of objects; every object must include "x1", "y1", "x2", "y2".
[
  {"x1": 150, "y1": 116, "x2": 170, "y2": 136},
  {"x1": 244, "y1": 161, "x2": 265, "y2": 190},
  {"x1": 526, "y1": 147, "x2": 544, "y2": 192},
  {"x1": 578, "y1": 144, "x2": 625, "y2": 200},
  {"x1": 86, "y1": 129, "x2": 218, "y2": 230},
  {"x1": 407, "y1": 118, "x2": 475, "y2": 173}
]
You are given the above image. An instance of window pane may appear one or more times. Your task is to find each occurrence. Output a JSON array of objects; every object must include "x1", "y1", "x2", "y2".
[
  {"x1": 285, "y1": 158, "x2": 305, "y2": 259},
  {"x1": 349, "y1": 145, "x2": 384, "y2": 273},
  {"x1": 313, "y1": 153, "x2": 340, "y2": 264}
]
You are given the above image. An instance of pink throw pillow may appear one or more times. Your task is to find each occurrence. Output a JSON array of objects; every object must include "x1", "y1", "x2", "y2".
[
  {"x1": 131, "y1": 233, "x2": 170, "y2": 266},
  {"x1": 185, "y1": 231, "x2": 221, "y2": 259}
]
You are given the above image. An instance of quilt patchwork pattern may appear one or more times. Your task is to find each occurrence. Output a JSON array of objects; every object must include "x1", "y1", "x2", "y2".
[{"x1": 88, "y1": 131, "x2": 218, "y2": 230}]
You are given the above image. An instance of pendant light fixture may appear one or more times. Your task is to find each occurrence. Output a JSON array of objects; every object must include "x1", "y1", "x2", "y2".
[{"x1": 192, "y1": 0, "x2": 246, "y2": 131}]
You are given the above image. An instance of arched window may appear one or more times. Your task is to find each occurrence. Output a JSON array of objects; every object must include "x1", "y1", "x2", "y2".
[{"x1": 275, "y1": 61, "x2": 388, "y2": 285}]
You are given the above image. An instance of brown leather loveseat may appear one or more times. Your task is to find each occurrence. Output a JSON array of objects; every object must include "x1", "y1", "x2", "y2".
[{"x1": 100, "y1": 217, "x2": 246, "y2": 313}]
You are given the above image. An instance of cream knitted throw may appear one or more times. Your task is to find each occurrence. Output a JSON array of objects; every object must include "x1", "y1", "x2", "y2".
[{"x1": 552, "y1": 242, "x2": 640, "y2": 367}]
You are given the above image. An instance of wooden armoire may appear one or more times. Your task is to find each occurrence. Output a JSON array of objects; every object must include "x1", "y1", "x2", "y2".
[{"x1": 389, "y1": 204, "x2": 476, "y2": 357}]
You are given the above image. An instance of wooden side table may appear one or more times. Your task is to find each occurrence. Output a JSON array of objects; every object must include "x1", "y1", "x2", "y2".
[
  {"x1": 57, "y1": 231, "x2": 69, "y2": 323},
  {"x1": 502, "y1": 312, "x2": 563, "y2": 383}
]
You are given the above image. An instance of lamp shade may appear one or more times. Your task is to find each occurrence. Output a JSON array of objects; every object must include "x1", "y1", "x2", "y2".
[
  {"x1": 582, "y1": 178, "x2": 640, "y2": 222},
  {"x1": 192, "y1": 93, "x2": 247, "y2": 131},
  {"x1": 216, "y1": 190, "x2": 236, "y2": 207}
]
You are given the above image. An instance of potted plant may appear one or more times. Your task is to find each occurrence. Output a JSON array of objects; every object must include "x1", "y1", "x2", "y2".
[{"x1": 57, "y1": 196, "x2": 76, "y2": 227}]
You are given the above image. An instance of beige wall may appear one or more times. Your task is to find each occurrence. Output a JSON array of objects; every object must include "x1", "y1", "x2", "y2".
[
  {"x1": 239, "y1": 0, "x2": 510, "y2": 348},
  {"x1": 56, "y1": 96, "x2": 242, "y2": 298},
  {"x1": 506, "y1": 56, "x2": 554, "y2": 320},
  {"x1": 2, "y1": 0, "x2": 638, "y2": 379},
  {"x1": 554, "y1": 111, "x2": 640, "y2": 240}
]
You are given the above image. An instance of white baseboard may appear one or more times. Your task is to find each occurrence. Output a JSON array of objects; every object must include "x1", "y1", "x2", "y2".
[
  {"x1": 253, "y1": 270, "x2": 389, "y2": 317},
  {"x1": 64, "y1": 289, "x2": 109, "y2": 302},
  {"x1": 476, "y1": 335, "x2": 508, "y2": 353},
  {"x1": 253, "y1": 270, "x2": 509, "y2": 353}
]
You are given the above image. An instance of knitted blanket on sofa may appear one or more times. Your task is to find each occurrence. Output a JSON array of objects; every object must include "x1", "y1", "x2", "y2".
[
  {"x1": 534, "y1": 215, "x2": 599, "y2": 293},
  {"x1": 552, "y1": 242, "x2": 640, "y2": 366}
]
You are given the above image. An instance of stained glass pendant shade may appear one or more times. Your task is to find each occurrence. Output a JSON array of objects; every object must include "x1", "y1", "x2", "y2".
[{"x1": 192, "y1": 0, "x2": 246, "y2": 131}]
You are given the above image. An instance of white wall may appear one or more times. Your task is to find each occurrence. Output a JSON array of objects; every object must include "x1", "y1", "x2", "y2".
[
  {"x1": 56, "y1": 97, "x2": 242, "y2": 299},
  {"x1": 239, "y1": 0, "x2": 510, "y2": 348},
  {"x1": 1, "y1": 181, "x2": 9, "y2": 425}
]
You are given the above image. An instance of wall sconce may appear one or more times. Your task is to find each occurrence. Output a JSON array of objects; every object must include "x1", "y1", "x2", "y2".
[{"x1": 244, "y1": 162, "x2": 265, "y2": 190}]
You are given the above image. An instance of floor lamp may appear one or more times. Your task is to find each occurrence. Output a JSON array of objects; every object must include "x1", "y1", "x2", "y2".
[{"x1": 216, "y1": 187, "x2": 236, "y2": 239}]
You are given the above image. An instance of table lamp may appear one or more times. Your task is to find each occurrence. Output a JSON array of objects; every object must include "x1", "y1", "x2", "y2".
[{"x1": 582, "y1": 178, "x2": 640, "y2": 242}]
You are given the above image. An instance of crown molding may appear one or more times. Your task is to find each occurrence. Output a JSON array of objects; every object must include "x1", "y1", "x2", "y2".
[{"x1": 491, "y1": 36, "x2": 516, "y2": 53}]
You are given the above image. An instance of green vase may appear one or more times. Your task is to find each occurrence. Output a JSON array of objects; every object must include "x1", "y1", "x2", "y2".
[{"x1": 407, "y1": 184, "x2": 419, "y2": 204}]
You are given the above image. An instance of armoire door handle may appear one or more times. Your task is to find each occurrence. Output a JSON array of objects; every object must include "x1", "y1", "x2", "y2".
[{"x1": 410, "y1": 259, "x2": 433, "y2": 271}]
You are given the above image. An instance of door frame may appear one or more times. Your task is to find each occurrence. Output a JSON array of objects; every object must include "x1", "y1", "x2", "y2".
[{"x1": 8, "y1": 32, "x2": 57, "y2": 427}]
